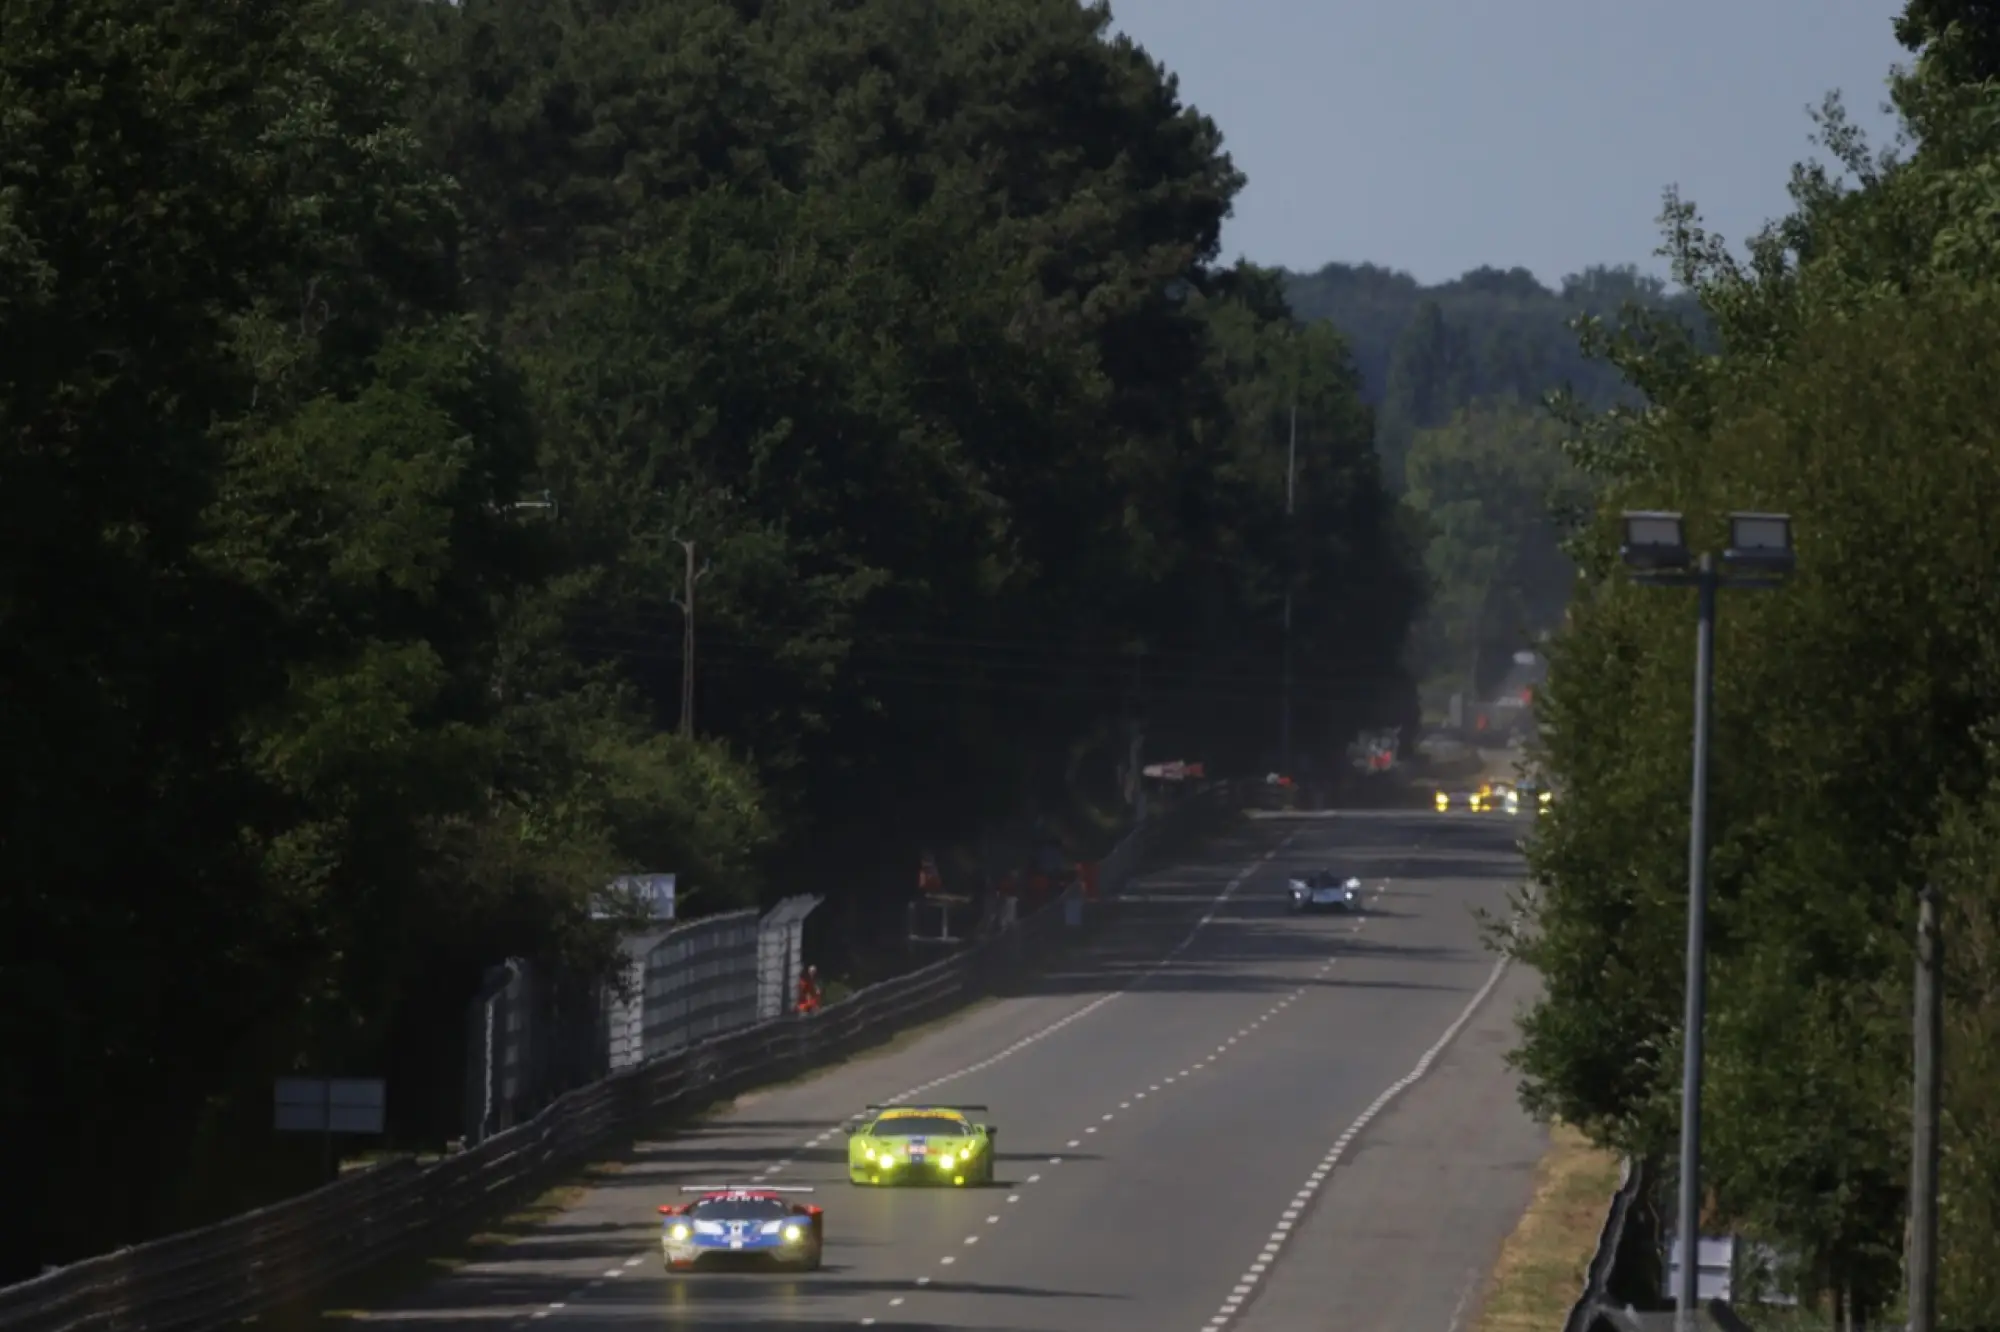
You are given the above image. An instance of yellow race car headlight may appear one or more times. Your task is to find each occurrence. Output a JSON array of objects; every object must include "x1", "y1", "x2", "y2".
[
  {"x1": 1434, "y1": 791, "x2": 1448, "y2": 810},
  {"x1": 939, "y1": 1153, "x2": 955, "y2": 1169},
  {"x1": 782, "y1": 1224, "x2": 803, "y2": 1243},
  {"x1": 668, "y1": 1224, "x2": 689, "y2": 1241}
]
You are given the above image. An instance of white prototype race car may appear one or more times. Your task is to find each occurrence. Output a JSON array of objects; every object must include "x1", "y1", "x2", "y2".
[{"x1": 1287, "y1": 870, "x2": 1362, "y2": 914}]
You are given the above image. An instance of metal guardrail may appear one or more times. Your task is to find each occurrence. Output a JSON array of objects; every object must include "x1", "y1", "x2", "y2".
[
  {"x1": 0, "y1": 781, "x2": 1242, "y2": 1332},
  {"x1": 1565, "y1": 1156, "x2": 1650, "y2": 1332}
]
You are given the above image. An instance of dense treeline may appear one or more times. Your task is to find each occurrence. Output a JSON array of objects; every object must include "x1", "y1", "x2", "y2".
[
  {"x1": 0, "y1": 0, "x2": 1417, "y2": 1277},
  {"x1": 1282, "y1": 262, "x2": 1704, "y2": 698},
  {"x1": 1511, "y1": 3, "x2": 2000, "y2": 1322}
]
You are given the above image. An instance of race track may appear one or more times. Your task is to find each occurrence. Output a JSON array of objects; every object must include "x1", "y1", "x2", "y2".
[{"x1": 358, "y1": 810, "x2": 1544, "y2": 1332}]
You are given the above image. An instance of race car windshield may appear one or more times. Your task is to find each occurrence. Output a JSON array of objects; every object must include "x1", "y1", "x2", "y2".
[
  {"x1": 687, "y1": 1198, "x2": 792, "y2": 1222},
  {"x1": 869, "y1": 1115, "x2": 965, "y2": 1137}
]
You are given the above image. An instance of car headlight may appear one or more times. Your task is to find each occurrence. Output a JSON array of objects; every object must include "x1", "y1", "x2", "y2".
[
  {"x1": 939, "y1": 1153, "x2": 955, "y2": 1168},
  {"x1": 668, "y1": 1224, "x2": 689, "y2": 1241},
  {"x1": 782, "y1": 1224, "x2": 803, "y2": 1243}
]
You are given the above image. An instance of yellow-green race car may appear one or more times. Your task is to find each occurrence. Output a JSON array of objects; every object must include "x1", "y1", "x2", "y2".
[{"x1": 845, "y1": 1104, "x2": 998, "y2": 1186}]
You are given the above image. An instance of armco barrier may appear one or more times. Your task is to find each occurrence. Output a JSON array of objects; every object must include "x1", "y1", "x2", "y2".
[
  {"x1": 0, "y1": 781, "x2": 1244, "y2": 1332},
  {"x1": 1564, "y1": 1156, "x2": 1653, "y2": 1332}
]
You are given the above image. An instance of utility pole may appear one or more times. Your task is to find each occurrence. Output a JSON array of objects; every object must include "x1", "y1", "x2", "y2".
[
  {"x1": 1280, "y1": 392, "x2": 1297, "y2": 777},
  {"x1": 1909, "y1": 880, "x2": 1941, "y2": 1332},
  {"x1": 671, "y1": 536, "x2": 711, "y2": 738}
]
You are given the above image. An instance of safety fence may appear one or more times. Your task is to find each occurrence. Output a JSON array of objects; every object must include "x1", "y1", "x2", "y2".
[
  {"x1": 464, "y1": 895, "x2": 822, "y2": 1145},
  {"x1": 0, "y1": 782, "x2": 1242, "y2": 1332}
]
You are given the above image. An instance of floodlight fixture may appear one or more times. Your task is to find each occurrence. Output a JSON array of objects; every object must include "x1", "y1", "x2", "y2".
[
  {"x1": 1723, "y1": 511, "x2": 1794, "y2": 574},
  {"x1": 1620, "y1": 510, "x2": 1690, "y2": 572}
]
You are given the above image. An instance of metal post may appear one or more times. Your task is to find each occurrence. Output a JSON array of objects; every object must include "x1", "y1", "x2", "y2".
[
  {"x1": 1909, "y1": 881, "x2": 1941, "y2": 1332},
  {"x1": 1280, "y1": 395, "x2": 1297, "y2": 775},
  {"x1": 1676, "y1": 553, "x2": 1718, "y2": 1332},
  {"x1": 679, "y1": 539, "x2": 697, "y2": 737},
  {"x1": 672, "y1": 537, "x2": 709, "y2": 738},
  {"x1": 322, "y1": 1082, "x2": 335, "y2": 1183}
]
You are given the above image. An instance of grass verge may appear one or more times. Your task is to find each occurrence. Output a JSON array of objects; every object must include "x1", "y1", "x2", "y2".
[{"x1": 1471, "y1": 1120, "x2": 1625, "y2": 1332}]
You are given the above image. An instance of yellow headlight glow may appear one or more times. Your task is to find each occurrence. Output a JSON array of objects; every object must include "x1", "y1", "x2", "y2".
[
  {"x1": 669, "y1": 1224, "x2": 689, "y2": 1240},
  {"x1": 782, "y1": 1225, "x2": 802, "y2": 1242}
]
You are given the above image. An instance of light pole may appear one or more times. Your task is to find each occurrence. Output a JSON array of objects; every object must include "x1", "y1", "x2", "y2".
[
  {"x1": 1619, "y1": 509, "x2": 1796, "y2": 1332},
  {"x1": 1280, "y1": 391, "x2": 1297, "y2": 777}
]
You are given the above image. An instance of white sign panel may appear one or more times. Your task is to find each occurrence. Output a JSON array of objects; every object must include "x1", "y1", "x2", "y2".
[
  {"x1": 593, "y1": 873, "x2": 677, "y2": 922},
  {"x1": 274, "y1": 1077, "x2": 386, "y2": 1134}
]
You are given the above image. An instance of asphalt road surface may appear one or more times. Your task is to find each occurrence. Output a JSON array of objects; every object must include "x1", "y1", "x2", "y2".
[{"x1": 357, "y1": 810, "x2": 1545, "y2": 1332}]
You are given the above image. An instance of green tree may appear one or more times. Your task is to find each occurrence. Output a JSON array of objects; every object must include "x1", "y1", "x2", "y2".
[
  {"x1": 1502, "y1": 18, "x2": 2000, "y2": 1318},
  {"x1": 1404, "y1": 402, "x2": 1579, "y2": 698},
  {"x1": 0, "y1": 0, "x2": 772, "y2": 1276}
]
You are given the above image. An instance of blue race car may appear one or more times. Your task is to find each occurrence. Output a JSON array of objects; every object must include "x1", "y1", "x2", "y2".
[
  {"x1": 657, "y1": 1185, "x2": 824, "y2": 1272},
  {"x1": 1287, "y1": 869, "x2": 1361, "y2": 913}
]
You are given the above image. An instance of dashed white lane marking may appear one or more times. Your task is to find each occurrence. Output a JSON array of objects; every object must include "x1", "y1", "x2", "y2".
[
  {"x1": 1445, "y1": 1265, "x2": 1482, "y2": 1332},
  {"x1": 546, "y1": 831, "x2": 1372, "y2": 1328},
  {"x1": 1196, "y1": 945, "x2": 1515, "y2": 1330},
  {"x1": 878, "y1": 882, "x2": 1393, "y2": 1322},
  {"x1": 865, "y1": 830, "x2": 1304, "y2": 1112}
]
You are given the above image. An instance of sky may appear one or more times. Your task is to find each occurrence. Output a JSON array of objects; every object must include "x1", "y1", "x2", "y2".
[{"x1": 1104, "y1": 0, "x2": 1912, "y2": 289}]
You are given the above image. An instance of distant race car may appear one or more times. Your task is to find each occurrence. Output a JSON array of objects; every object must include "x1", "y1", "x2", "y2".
[
  {"x1": 845, "y1": 1104, "x2": 998, "y2": 1186},
  {"x1": 1513, "y1": 783, "x2": 1555, "y2": 816},
  {"x1": 657, "y1": 1185, "x2": 824, "y2": 1272},
  {"x1": 1288, "y1": 870, "x2": 1361, "y2": 913},
  {"x1": 1434, "y1": 780, "x2": 1552, "y2": 816},
  {"x1": 1434, "y1": 781, "x2": 1505, "y2": 813}
]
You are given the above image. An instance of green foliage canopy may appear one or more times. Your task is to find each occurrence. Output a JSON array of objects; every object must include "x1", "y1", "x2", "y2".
[
  {"x1": 1504, "y1": 10, "x2": 2000, "y2": 1318},
  {"x1": 0, "y1": 0, "x2": 1419, "y2": 1277}
]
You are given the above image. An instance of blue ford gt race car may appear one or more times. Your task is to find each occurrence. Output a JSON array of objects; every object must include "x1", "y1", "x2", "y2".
[{"x1": 657, "y1": 1185, "x2": 824, "y2": 1272}]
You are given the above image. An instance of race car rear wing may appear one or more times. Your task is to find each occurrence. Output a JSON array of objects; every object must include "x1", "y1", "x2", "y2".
[{"x1": 861, "y1": 1102, "x2": 989, "y2": 1111}]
